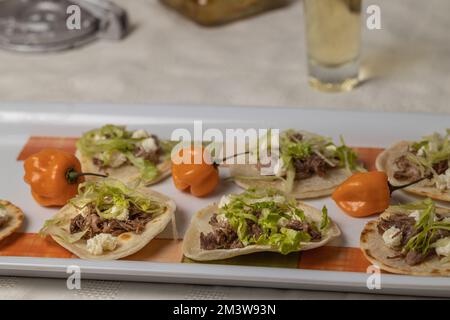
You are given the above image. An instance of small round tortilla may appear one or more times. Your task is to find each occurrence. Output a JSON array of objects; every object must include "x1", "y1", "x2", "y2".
[
  {"x1": 229, "y1": 130, "x2": 355, "y2": 199},
  {"x1": 76, "y1": 150, "x2": 172, "y2": 186},
  {"x1": 47, "y1": 188, "x2": 176, "y2": 260},
  {"x1": 360, "y1": 207, "x2": 450, "y2": 276},
  {"x1": 0, "y1": 200, "x2": 24, "y2": 242},
  {"x1": 376, "y1": 141, "x2": 450, "y2": 202},
  {"x1": 230, "y1": 164, "x2": 352, "y2": 199},
  {"x1": 183, "y1": 201, "x2": 341, "y2": 261}
]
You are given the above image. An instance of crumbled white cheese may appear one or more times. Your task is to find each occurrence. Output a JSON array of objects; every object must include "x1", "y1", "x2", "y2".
[
  {"x1": 108, "y1": 152, "x2": 127, "y2": 168},
  {"x1": 409, "y1": 210, "x2": 421, "y2": 222},
  {"x1": 110, "y1": 205, "x2": 129, "y2": 221},
  {"x1": 141, "y1": 137, "x2": 158, "y2": 153},
  {"x1": 435, "y1": 168, "x2": 450, "y2": 191},
  {"x1": 132, "y1": 129, "x2": 149, "y2": 139},
  {"x1": 216, "y1": 214, "x2": 228, "y2": 225},
  {"x1": 326, "y1": 145, "x2": 337, "y2": 151},
  {"x1": 324, "y1": 144, "x2": 337, "y2": 157},
  {"x1": 86, "y1": 233, "x2": 118, "y2": 256},
  {"x1": 218, "y1": 195, "x2": 233, "y2": 209},
  {"x1": 382, "y1": 226, "x2": 402, "y2": 248},
  {"x1": 273, "y1": 158, "x2": 286, "y2": 177},
  {"x1": 435, "y1": 238, "x2": 450, "y2": 257},
  {"x1": 417, "y1": 146, "x2": 426, "y2": 157}
]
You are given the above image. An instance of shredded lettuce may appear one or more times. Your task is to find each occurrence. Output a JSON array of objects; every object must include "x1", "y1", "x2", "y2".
[
  {"x1": 406, "y1": 130, "x2": 450, "y2": 177},
  {"x1": 125, "y1": 152, "x2": 159, "y2": 183},
  {"x1": 0, "y1": 203, "x2": 5, "y2": 210},
  {"x1": 70, "y1": 179, "x2": 167, "y2": 221},
  {"x1": 335, "y1": 136, "x2": 360, "y2": 171},
  {"x1": 39, "y1": 179, "x2": 169, "y2": 241},
  {"x1": 320, "y1": 206, "x2": 331, "y2": 231},
  {"x1": 218, "y1": 188, "x2": 326, "y2": 255}
]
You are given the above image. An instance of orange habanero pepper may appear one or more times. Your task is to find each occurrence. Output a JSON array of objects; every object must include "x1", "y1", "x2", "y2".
[
  {"x1": 332, "y1": 171, "x2": 391, "y2": 218},
  {"x1": 172, "y1": 146, "x2": 219, "y2": 197},
  {"x1": 24, "y1": 148, "x2": 105, "y2": 207}
]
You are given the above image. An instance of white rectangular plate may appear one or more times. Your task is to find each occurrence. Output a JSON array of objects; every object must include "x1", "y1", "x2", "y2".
[{"x1": 0, "y1": 103, "x2": 449, "y2": 297}]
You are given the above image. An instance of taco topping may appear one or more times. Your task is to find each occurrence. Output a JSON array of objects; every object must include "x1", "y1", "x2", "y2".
[
  {"x1": 77, "y1": 125, "x2": 173, "y2": 183},
  {"x1": 248, "y1": 130, "x2": 360, "y2": 192},
  {"x1": 41, "y1": 180, "x2": 168, "y2": 245},
  {"x1": 392, "y1": 130, "x2": 450, "y2": 190},
  {"x1": 0, "y1": 204, "x2": 9, "y2": 228},
  {"x1": 377, "y1": 199, "x2": 450, "y2": 266},
  {"x1": 199, "y1": 189, "x2": 330, "y2": 254},
  {"x1": 69, "y1": 205, "x2": 154, "y2": 239}
]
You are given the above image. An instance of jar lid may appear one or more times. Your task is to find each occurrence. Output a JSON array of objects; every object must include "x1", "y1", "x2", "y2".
[{"x1": 0, "y1": 0, "x2": 128, "y2": 52}]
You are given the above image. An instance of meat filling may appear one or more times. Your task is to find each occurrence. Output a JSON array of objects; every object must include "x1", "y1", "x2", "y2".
[
  {"x1": 285, "y1": 220, "x2": 322, "y2": 241},
  {"x1": 393, "y1": 156, "x2": 422, "y2": 181},
  {"x1": 200, "y1": 214, "x2": 243, "y2": 250},
  {"x1": 200, "y1": 214, "x2": 322, "y2": 251},
  {"x1": 132, "y1": 134, "x2": 162, "y2": 164},
  {"x1": 293, "y1": 153, "x2": 331, "y2": 180},
  {"x1": 70, "y1": 205, "x2": 153, "y2": 239},
  {"x1": 393, "y1": 155, "x2": 449, "y2": 181}
]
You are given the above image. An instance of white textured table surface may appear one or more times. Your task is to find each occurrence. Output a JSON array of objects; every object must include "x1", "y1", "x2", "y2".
[{"x1": 0, "y1": 0, "x2": 448, "y2": 300}]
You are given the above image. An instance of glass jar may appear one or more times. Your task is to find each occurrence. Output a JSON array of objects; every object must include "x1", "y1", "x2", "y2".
[{"x1": 160, "y1": 0, "x2": 291, "y2": 26}]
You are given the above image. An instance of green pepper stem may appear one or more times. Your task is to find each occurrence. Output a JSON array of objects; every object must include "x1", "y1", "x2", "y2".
[{"x1": 66, "y1": 168, "x2": 108, "y2": 184}]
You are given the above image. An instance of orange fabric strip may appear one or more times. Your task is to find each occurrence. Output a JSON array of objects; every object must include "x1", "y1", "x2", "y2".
[
  {"x1": 0, "y1": 233, "x2": 183, "y2": 263},
  {"x1": 17, "y1": 137, "x2": 78, "y2": 161},
  {"x1": 299, "y1": 246, "x2": 372, "y2": 273}
]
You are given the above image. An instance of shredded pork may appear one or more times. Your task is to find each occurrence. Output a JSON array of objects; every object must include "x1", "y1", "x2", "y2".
[
  {"x1": 200, "y1": 214, "x2": 322, "y2": 251},
  {"x1": 377, "y1": 213, "x2": 450, "y2": 266},
  {"x1": 70, "y1": 205, "x2": 153, "y2": 239}
]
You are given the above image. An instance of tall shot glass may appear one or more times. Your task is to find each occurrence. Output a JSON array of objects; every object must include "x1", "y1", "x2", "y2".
[{"x1": 303, "y1": 0, "x2": 362, "y2": 92}]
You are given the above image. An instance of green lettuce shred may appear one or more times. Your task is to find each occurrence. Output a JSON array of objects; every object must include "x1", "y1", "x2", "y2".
[
  {"x1": 247, "y1": 129, "x2": 362, "y2": 193},
  {"x1": 393, "y1": 199, "x2": 450, "y2": 259},
  {"x1": 406, "y1": 130, "x2": 450, "y2": 177}
]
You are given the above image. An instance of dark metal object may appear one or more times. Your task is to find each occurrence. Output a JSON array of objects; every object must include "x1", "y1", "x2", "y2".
[{"x1": 0, "y1": 0, "x2": 128, "y2": 52}]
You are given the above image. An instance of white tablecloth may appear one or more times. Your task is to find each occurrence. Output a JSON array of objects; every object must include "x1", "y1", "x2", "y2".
[{"x1": 0, "y1": 0, "x2": 448, "y2": 299}]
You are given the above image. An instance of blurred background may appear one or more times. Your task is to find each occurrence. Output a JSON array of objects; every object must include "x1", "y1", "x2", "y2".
[{"x1": 0, "y1": 0, "x2": 449, "y2": 114}]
